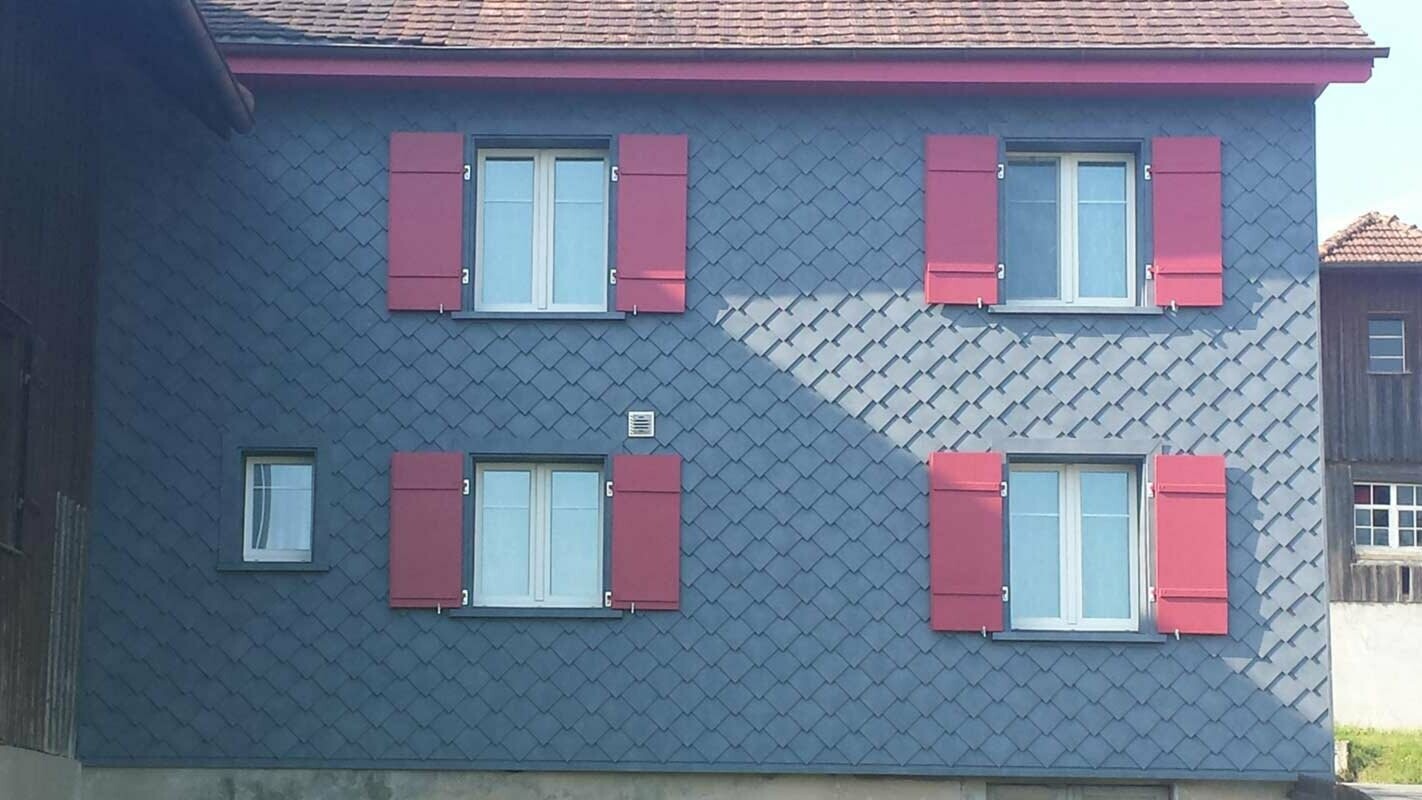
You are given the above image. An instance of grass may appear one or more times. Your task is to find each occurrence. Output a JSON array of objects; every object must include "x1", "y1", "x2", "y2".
[{"x1": 1338, "y1": 725, "x2": 1422, "y2": 783}]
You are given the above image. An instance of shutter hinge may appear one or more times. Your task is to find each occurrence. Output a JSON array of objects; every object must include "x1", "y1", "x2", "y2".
[
  {"x1": 997, "y1": 263, "x2": 1005, "y2": 280},
  {"x1": 609, "y1": 268, "x2": 617, "y2": 285},
  {"x1": 1149, "y1": 586, "x2": 1157, "y2": 603},
  {"x1": 605, "y1": 480, "x2": 614, "y2": 498},
  {"x1": 462, "y1": 589, "x2": 470, "y2": 606},
  {"x1": 997, "y1": 163, "x2": 1005, "y2": 180},
  {"x1": 999, "y1": 481, "x2": 1008, "y2": 498},
  {"x1": 1170, "y1": 299, "x2": 1178, "y2": 312},
  {"x1": 463, "y1": 478, "x2": 471, "y2": 496},
  {"x1": 1146, "y1": 481, "x2": 1155, "y2": 498},
  {"x1": 1144, "y1": 164, "x2": 1152, "y2": 181},
  {"x1": 462, "y1": 268, "x2": 470, "y2": 285},
  {"x1": 1001, "y1": 585, "x2": 1009, "y2": 602},
  {"x1": 463, "y1": 164, "x2": 471, "y2": 181},
  {"x1": 603, "y1": 590, "x2": 613, "y2": 608},
  {"x1": 1145, "y1": 264, "x2": 1154, "y2": 281},
  {"x1": 610, "y1": 166, "x2": 619, "y2": 183}
]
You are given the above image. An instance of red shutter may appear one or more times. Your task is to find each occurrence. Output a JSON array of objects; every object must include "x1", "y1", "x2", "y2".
[
  {"x1": 1152, "y1": 137, "x2": 1223, "y2": 308},
  {"x1": 616, "y1": 134, "x2": 688, "y2": 313},
  {"x1": 924, "y1": 135, "x2": 999, "y2": 306},
  {"x1": 388, "y1": 132, "x2": 464, "y2": 311},
  {"x1": 610, "y1": 454, "x2": 681, "y2": 610},
  {"x1": 928, "y1": 451, "x2": 1004, "y2": 632},
  {"x1": 389, "y1": 452, "x2": 464, "y2": 608},
  {"x1": 1154, "y1": 454, "x2": 1228, "y2": 635}
]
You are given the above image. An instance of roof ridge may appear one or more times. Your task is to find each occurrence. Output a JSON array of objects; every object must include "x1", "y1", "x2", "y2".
[{"x1": 1320, "y1": 211, "x2": 1422, "y2": 265}]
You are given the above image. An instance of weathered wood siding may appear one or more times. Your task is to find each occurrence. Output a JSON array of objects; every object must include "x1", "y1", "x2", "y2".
[
  {"x1": 1321, "y1": 268, "x2": 1422, "y2": 603},
  {"x1": 0, "y1": 0, "x2": 97, "y2": 755}
]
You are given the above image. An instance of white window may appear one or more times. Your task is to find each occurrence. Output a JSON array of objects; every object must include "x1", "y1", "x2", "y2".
[
  {"x1": 1354, "y1": 482, "x2": 1422, "y2": 549},
  {"x1": 475, "y1": 149, "x2": 609, "y2": 312},
  {"x1": 1368, "y1": 317, "x2": 1406, "y2": 373},
  {"x1": 1004, "y1": 153, "x2": 1137, "y2": 306},
  {"x1": 1008, "y1": 463, "x2": 1139, "y2": 631},
  {"x1": 242, "y1": 455, "x2": 314, "y2": 563},
  {"x1": 473, "y1": 463, "x2": 604, "y2": 608}
]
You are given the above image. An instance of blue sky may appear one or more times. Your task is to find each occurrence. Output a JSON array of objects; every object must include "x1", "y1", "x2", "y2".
[{"x1": 1317, "y1": 0, "x2": 1422, "y2": 238}]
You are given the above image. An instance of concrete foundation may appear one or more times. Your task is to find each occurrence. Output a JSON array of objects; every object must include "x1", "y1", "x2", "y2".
[
  {"x1": 0, "y1": 745, "x2": 81, "y2": 800},
  {"x1": 1331, "y1": 602, "x2": 1422, "y2": 729},
  {"x1": 80, "y1": 769, "x2": 1296, "y2": 800}
]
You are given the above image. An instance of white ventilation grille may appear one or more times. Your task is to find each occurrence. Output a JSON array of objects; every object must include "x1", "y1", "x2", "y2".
[{"x1": 627, "y1": 411, "x2": 656, "y2": 438}]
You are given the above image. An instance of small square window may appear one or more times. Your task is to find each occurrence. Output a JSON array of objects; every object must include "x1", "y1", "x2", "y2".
[
  {"x1": 472, "y1": 462, "x2": 604, "y2": 608},
  {"x1": 1004, "y1": 153, "x2": 1137, "y2": 307},
  {"x1": 474, "y1": 149, "x2": 609, "y2": 312},
  {"x1": 242, "y1": 455, "x2": 315, "y2": 563},
  {"x1": 1368, "y1": 317, "x2": 1406, "y2": 374},
  {"x1": 1008, "y1": 463, "x2": 1139, "y2": 632}
]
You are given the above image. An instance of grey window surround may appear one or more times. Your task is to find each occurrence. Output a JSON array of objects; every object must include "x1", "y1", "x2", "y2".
[
  {"x1": 995, "y1": 438, "x2": 1160, "y2": 459},
  {"x1": 450, "y1": 310, "x2": 626, "y2": 322},
  {"x1": 217, "y1": 429, "x2": 334, "y2": 572},
  {"x1": 446, "y1": 607, "x2": 623, "y2": 620},
  {"x1": 988, "y1": 305, "x2": 1164, "y2": 317},
  {"x1": 990, "y1": 630, "x2": 1167, "y2": 644}
]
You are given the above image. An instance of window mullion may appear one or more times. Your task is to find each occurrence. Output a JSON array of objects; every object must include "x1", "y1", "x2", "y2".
[
  {"x1": 1391, "y1": 489, "x2": 1401, "y2": 550},
  {"x1": 535, "y1": 153, "x2": 552, "y2": 310},
  {"x1": 1066, "y1": 465, "x2": 1082, "y2": 626},
  {"x1": 1063, "y1": 156, "x2": 1079, "y2": 304}
]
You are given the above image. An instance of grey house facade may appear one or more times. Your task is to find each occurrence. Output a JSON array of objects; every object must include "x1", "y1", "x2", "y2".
[{"x1": 77, "y1": 3, "x2": 1381, "y2": 799}]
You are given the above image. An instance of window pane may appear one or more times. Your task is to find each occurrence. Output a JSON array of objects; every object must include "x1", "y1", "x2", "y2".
[
  {"x1": 249, "y1": 462, "x2": 313, "y2": 552},
  {"x1": 479, "y1": 469, "x2": 532, "y2": 597},
  {"x1": 1375, "y1": 485, "x2": 1392, "y2": 505},
  {"x1": 1370, "y1": 356, "x2": 1405, "y2": 374},
  {"x1": 1076, "y1": 163, "x2": 1128, "y2": 299},
  {"x1": 548, "y1": 470, "x2": 601, "y2": 599},
  {"x1": 1079, "y1": 471, "x2": 1132, "y2": 620},
  {"x1": 1005, "y1": 160, "x2": 1060, "y2": 301},
  {"x1": 552, "y1": 159, "x2": 606, "y2": 307},
  {"x1": 480, "y1": 158, "x2": 535, "y2": 307},
  {"x1": 1403, "y1": 486, "x2": 1418, "y2": 506},
  {"x1": 1369, "y1": 318, "x2": 1405, "y2": 337},
  {"x1": 1370, "y1": 336, "x2": 1404, "y2": 358},
  {"x1": 1355, "y1": 484, "x2": 1373, "y2": 504},
  {"x1": 1009, "y1": 469, "x2": 1061, "y2": 619}
]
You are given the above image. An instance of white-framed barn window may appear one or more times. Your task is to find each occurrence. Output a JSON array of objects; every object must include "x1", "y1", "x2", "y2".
[
  {"x1": 1354, "y1": 482, "x2": 1422, "y2": 550},
  {"x1": 474, "y1": 149, "x2": 609, "y2": 313},
  {"x1": 473, "y1": 462, "x2": 604, "y2": 608},
  {"x1": 1368, "y1": 317, "x2": 1406, "y2": 374},
  {"x1": 1004, "y1": 153, "x2": 1137, "y2": 306},
  {"x1": 1008, "y1": 463, "x2": 1140, "y2": 632},
  {"x1": 242, "y1": 454, "x2": 315, "y2": 563}
]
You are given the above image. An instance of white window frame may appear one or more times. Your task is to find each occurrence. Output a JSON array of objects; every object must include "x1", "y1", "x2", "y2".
[
  {"x1": 242, "y1": 454, "x2": 315, "y2": 563},
  {"x1": 1009, "y1": 463, "x2": 1141, "y2": 632},
  {"x1": 472, "y1": 462, "x2": 605, "y2": 608},
  {"x1": 1353, "y1": 481, "x2": 1422, "y2": 553},
  {"x1": 473, "y1": 149, "x2": 610, "y2": 313},
  {"x1": 1004, "y1": 153, "x2": 1138, "y2": 308},
  {"x1": 1367, "y1": 317, "x2": 1406, "y2": 374}
]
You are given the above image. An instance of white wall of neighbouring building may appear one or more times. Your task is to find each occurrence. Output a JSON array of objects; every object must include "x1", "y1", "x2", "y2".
[{"x1": 1332, "y1": 602, "x2": 1422, "y2": 730}]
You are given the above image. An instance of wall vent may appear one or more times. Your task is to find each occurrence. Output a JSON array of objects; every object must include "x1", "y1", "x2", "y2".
[{"x1": 627, "y1": 411, "x2": 655, "y2": 438}]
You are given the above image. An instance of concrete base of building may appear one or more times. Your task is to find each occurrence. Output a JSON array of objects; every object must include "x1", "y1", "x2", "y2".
[
  {"x1": 0, "y1": 744, "x2": 82, "y2": 800},
  {"x1": 1331, "y1": 601, "x2": 1422, "y2": 729},
  {"x1": 80, "y1": 768, "x2": 1295, "y2": 800}
]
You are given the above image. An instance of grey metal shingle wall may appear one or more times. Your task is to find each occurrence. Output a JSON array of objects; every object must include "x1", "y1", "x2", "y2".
[{"x1": 80, "y1": 88, "x2": 1330, "y2": 779}]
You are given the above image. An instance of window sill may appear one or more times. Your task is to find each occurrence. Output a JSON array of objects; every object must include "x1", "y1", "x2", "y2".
[
  {"x1": 1355, "y1": 548, "x2": 1422, "y2": 565},
  {"x1": 989, "y1": 305, "x2": 1164, "y2": 317},
  {"x1": 450, "y1": 310, "x2": 626, "y2": 321},
  {"x1": 446, "y1": 606, "x2": 623, "y2": 620},
  {"x1": 216, "y1": 561, "x2": 330, "y2": 573},
  {"x1": 991, "y1": 630, "x2": 1167, "y2": 644}
]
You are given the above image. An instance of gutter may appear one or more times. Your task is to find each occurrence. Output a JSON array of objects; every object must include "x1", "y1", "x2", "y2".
[{"x1": 172, "y1": 0, "x2": 255, "y2": 134}]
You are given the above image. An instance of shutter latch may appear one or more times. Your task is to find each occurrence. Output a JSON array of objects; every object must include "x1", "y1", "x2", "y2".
[
  {"x1": 463, "y1": 479, "x2": 471, "y2": 496},
  {"x1": 1145, "y1": 264, "x2": 1154, "y2": 281},
  {"x1": 1146, "y1": 481, "x2": 1155, "y2": 498},
  {"x1": 1148, "y1": 586, "x2": 1156, "y2": 603},
  {"x1": 999, "y1": 481, "x2": 1008, "y2": 498},
  {"x1": 996, "y1": 163, "x2": 1005, "y2": 180},
  {"x1": 1144, "y1": 164, "x2": 1152, "y2": 181},
  {"x1": 1001, "y1": 585, "x2": 1009, "y2": 602},
  {"x1": 462, "y1": 589, "x2": 470, "y2": 606},
  {"x1": 605, "y1": 481, "x2": 614, "y2": 498},
  {"x1": 609, "y1": 268, "x2": 617, "y2": 285},
  {"x1": 603, "y1": 590, "x2": 613, "y2": 608},
  {"x1": 463, "y1": 164, "x2": 471, "y2": 181}
]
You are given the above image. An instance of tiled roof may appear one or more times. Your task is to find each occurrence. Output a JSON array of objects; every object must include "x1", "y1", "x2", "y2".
[
  {"x1": 197, "y1": 0, "x2": 1379, "y2": 52},
  {"x1": 1320, "y1": 212, "x2": 1422, "y2": 266}
]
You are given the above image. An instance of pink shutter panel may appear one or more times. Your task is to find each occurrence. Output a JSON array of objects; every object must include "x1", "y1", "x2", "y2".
[
  {"x1": 924, "y1": 135, "x2": 999, "y2": 305},
  {"x1": 1154, "y1": 454, "x2": 1229, "y2": 635},
  {"x1": 610, "y1": 454, "x2": 681, "y2": 610},
  {"x1": 389, "y1": 452, "x2": 464, "y2": 608},
  {"x1": 616, "y1": 134, "x2": 688, "y2": 313},
  {"x1": 928, "y1": 451, "x2": 1004, "y2": 632},
  {"x1": 388, "y1": 132, "x2": 464, "y2": 311},
  {"x1": 1152, "y1": 136, "x2": 1223, "y2": 308}
]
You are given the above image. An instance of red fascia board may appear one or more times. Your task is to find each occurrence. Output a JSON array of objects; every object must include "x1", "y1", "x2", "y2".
[{"x1": 225, "y1": 53, "x2": 1375, "y2": 95}]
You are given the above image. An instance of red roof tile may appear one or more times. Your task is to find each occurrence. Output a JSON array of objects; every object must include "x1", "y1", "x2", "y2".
[
  {"x1": 1320, "y1": 212, "x2": 1422, "y2": 266},
  {"x1": 197, "y1": 0, "x2": 1380, "y2": 53}
]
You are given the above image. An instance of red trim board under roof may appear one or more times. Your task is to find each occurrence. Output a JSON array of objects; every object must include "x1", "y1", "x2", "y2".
[{"x1": 223, "y1": 53, "x2": 1376, "y2": 94}]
